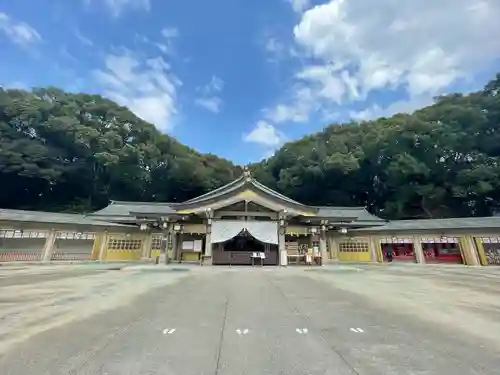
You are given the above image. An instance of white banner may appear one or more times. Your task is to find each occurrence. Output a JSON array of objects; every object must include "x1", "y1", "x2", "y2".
[
  {"x1": 193, "y1": 240, "x2": 203, "y2": 252},
  {"x1": 182, "y1": 241, "x2": 194, "y2": 250},
  {"x1": 245, "y1": 221, "x2": 278, "y2": 244},
  {"x1": 211, "y1": 221, "x2": 247, "y2": 243},
  {"x1": 211, "y1": 220, "x2": 279, "y2": 244}
]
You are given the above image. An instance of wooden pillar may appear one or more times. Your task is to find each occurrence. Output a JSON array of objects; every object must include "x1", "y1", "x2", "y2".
[
  {"x1": 162, "y1": 224, "x2": 172, "y2": 264},
  {"x1": 176, "y1": 232, "x2": 183, "y2": 262},
  {"x1": 462, "y1": 235, "x2": 481, "y2": 265},
  {"x1": 41, "y1": 230, "x2": 57, "y2": 262},
  {"x1": 473, "y1": 237, "x2": 488, "y2": 266},
  {"x1": 204, "y1": 221, "x2": 212, "y2": 265},
  {"x1": 279, "y1": 228, "x2": 286, "y2": 266},
  {"x1": 412, "y1": 235, "x2": 425, "y2": 264},
  {"x1": 319, "y1": 227, "x2": 327, "y2": 265},
  {"x1": 141, "y1": 232, "x2": 153, "y2": 258},
  {"x1": 171, "y1": 232, "x2": 178, "y2": 262},
  {"x1": 328, "y1": 235, "x2": 339, "y2": 261},
  {"x1": 98, "y1": 231, "x2": 109, "y2": 261},
  {"x1": 369, "y1": 236, "x2": 381, "y2": 262}
]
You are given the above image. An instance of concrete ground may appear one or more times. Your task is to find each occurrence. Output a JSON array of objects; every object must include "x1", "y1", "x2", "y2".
[{"x1": 0, "y1": 263, "x2": 499, "y2": 374}]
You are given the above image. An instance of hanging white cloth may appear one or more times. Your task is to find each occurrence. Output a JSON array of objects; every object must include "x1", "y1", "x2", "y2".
[
  {"x1": 211, "y1": 221, "x2": 246, "y2": 243},
  {"x1": 211, "y1": 220, "x2": 279, "y2": 244},
  {"x1": 245, "y1": 221, "x2": 279, "y2": 244}
]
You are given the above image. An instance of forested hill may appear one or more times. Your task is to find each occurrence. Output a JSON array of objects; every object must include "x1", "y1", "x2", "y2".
[
  {"x1": 252, "y1": 74, "x2": 500, "y2": 219},
  {"x1": 1, "y1": 74, "x2": 500, "y2": 219},
  {"x1": 0, "y1": 87, "x2": 240, "y2": 212}
]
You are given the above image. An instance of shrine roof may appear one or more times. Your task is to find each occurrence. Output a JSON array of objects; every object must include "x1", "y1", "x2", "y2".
[{"x1": 354, "y1": 216, "x2": 500, "y2": 232}]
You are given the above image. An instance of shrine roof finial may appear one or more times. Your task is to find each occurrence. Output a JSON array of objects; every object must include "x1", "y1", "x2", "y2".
[{"x1": 243, "y1": 165, "x2": 252, "y2": 179}]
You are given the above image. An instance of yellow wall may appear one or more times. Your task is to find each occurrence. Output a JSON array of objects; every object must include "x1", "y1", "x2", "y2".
[
  {"x1": 338, "y1": 238, "x2": 372, "y2": 262},
  {"x1": 181, "y1": 252, "x2": 201, "y2": 262},
  {"x1": 104, "y1": 233, "x2": 144, "y2": 261},
  {"x1": 106, "y1": 249, "x2": 142, "y2": 261}
]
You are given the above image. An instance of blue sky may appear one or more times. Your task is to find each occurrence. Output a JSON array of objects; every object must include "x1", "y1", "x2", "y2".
[{"x1": 1, "y1": 0, "x2": 500, "y2": 164}]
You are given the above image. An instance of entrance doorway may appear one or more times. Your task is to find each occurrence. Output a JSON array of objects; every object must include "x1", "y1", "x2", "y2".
[
  {"x1": 421, "y1": 237, "x2": 463, "y2": 263},
  {"x1": 223, "y1": 231, "x2": 265, "y2": 253},
  {"x1": 212, "y1": 230, "x2": 279, "y2": 266},
  {"x1": 379, "y1": 237, "x2": 416, "y2": 262},
  {"x1": 211, "y1": 220, "x2": 279, "y2": 266}
]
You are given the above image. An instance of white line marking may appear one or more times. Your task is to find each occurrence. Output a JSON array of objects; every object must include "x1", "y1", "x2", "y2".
[
  {"x1": 350, "y1": 327, "x2": 364, "y2": 333},
  {"x1": 163, "y1": 328, "x2": 176, "y2": 335}
]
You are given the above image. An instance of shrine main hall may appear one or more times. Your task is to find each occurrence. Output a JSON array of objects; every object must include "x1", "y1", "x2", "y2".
[{"x1": 1, "y1": 170, "x2": 500, "y2": 266}]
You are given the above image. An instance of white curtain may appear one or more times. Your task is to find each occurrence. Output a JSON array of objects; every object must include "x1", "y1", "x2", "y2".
[
  {"x1": 211, "y1": 220, "x2": 279, "y2": 244},
  {"x1": 246, "y1": 221, "x2": 279, "y2": 244},
  {"x1": 211, "y1": 221, "x2": 245, "y2": 243}
]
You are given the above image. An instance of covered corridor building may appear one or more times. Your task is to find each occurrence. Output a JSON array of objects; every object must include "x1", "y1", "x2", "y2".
[{"x1": 1, "y1": 170, "x2": 500, "y2": 266}]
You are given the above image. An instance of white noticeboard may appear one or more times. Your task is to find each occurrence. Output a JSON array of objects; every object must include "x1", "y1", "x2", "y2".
[
  {"x1": 182, "y1": 241, "x2": 194, "y2": 251},
  {"x1": 193, "y1": 240, "x2": 203, "y2": 252},
  {"x1": 251, "y1": 252, "x2": 266, "y2": 259}
]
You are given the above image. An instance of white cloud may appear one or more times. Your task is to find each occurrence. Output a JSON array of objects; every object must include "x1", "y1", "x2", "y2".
[
  {"x1": 153, "y1": 26, "x2": 179, "y2": 55},
  {"x1": 195, "y1": 75, "x2": 224, "y2": 113},
  {"x1": 94, "y1": 52, "x2": 181, "y2": 131},
  {"x1": 265, "y1": 37, "x2": 286, "y2": 63},
  {"x1": 96, "y1": 0, "x2": 151, "y2": 17},
  {"x1": 194, "y1": 97, "x2": 222, "y2": 113},
  {"x1": 243, "y1": 120, "x2": 286, "y2": 147},
  {"x1": 349, "y1": 97, "x2": 431, "y2": 122},
  {"x1": 297, "y1": 0, "x2": 500, "y2": 98},
  {"x1": 75, "y1": 28, "x2": 93, "y2": 47},
  {"x1": 161, "y1": 27, "x2": 179, "y2": 39},
  {"x1": 0, "y1": 12, "x2": 41, "y2": 46},
  {"x1": 1, "y1": 81, "x2": 27, "y2": 90},
  {"x1": 286, "y1": 0, "x2": 311, "y2": 13},
  {"x1": 264, "y1": 86, "x2": 314, "y2": 123},
  {"x1": 266, "y1": 0, "x2": 500, "y2": 124},
  {"x1": 60, "y1": 46, "x2": 78, "y2": 63}
]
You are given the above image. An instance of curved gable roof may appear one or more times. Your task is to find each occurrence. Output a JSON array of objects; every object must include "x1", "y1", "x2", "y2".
[
  {"x1": 88, "y1": 172, "x2": 384, "y2": 223},
  {"x1": 182, "y1": 174, "x2": 306, "y2": 208}
]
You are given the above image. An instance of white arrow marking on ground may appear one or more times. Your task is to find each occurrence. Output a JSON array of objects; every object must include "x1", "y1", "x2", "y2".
[
  {"x1": 350, "y1": 328, "x2": 364, "y2": 333},
  {"x1": 296, "y1": 328, "x2": 308, "y2": 334},
  {"x1": 163, "y1": 328, "x2": 176, "y2": 335}
]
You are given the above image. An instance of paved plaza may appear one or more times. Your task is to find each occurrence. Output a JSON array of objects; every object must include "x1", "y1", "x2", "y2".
[{"x1": 0, "y1": 263, "x2": 499, "y2": 374}]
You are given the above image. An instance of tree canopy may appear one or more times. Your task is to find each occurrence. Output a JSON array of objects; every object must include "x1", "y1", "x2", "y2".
[
  {"x1": 0, "y1": 87, "x2": 240, "y2": 212},
  {"x1": 252, "y1": 73, "x2": 500, "y2": 219},
  {"x1": 1, "y1": 73, "x2": 500, "y2": 219}
]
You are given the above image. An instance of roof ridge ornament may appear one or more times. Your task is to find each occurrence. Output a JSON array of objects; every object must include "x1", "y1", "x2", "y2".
[{"x1": 243, "y1": 165, "x2": 252, "y2": 180}]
